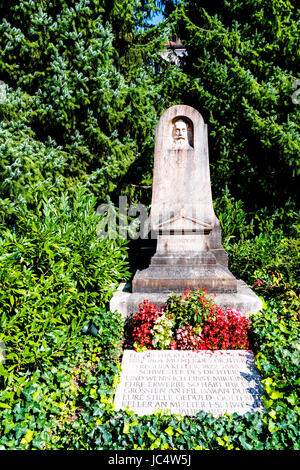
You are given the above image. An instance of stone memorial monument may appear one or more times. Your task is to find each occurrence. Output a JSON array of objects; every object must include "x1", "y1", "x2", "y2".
[
  {"x1": 111, "y1": 105, "x2": 264, "y2": 419},
  {"x1": 110, "y1": 104, "x2": 262, "y2": 317},
  {"x1": 132, "y1": 105, "x2": 237, "y2": 294}
]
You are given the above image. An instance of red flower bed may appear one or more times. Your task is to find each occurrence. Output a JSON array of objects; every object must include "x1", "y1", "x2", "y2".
[
  {"x1": 131, "y1": 300, "x2": 163, "y2": 350},
  {"x1": 128, "y1": 291, "x2": 251, "y2": 351},
  {"x1": 200, "y1": 308, "x2": 250, "y2": 350}
]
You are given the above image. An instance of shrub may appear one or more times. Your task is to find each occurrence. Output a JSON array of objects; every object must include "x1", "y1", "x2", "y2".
[
  {"x1": 166, "y1": 288, "x2": 223, "y2": 330},
  {"x1": 152, "y1": 313, "x2": 174, "y2": 350},
  {"x1": 0, "y1": 307, "x2": 124, "y2": 450},
  {"x1": 176, "y1": 325, "x2": 202, "y2": 350},
  {"x1": 0, "y1": 186, "x2": 130, "y2": 374},
  {"x1": 229, "y1": 227, "x2": 299, "y2": 322},
  {"x1": 42, "y1": 303, "x2": 300, "y2": 451},
  {"x1": 214, "y1": 188, "x2": 254, "y2": 245}
]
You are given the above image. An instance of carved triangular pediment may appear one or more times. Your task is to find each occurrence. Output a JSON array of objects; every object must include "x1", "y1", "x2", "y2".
[
  {"x1": 141, "y1": 212, "x2": 214, "y2": 238},
  {"x1": 156, "y1": 214, "x2": 213, "y2": 232}
]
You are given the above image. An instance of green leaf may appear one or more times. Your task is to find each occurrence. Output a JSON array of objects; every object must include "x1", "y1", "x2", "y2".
[{"x1": 0, "y1": 403, "x2": 11, "y2": 409}]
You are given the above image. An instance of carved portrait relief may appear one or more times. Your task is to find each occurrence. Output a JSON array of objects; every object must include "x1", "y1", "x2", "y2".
[{"x1": 170, "y1": 117, "x2": 193, "y2": 150}]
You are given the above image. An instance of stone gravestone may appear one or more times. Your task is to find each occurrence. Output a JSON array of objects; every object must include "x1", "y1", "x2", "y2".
[
  {"x1": 114, "y1": 350, "x2": 264, "y2": 417},
  {"x1": 110, "y1": 105, "x2": 262, "y2": 317},
  {"x1": 132, "y1": 105, "x2": 237, "y2": 294}
]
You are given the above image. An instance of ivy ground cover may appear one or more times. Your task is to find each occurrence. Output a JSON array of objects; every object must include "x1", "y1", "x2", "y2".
[{"x1": 0, "y1": 287, "x2": 299, "y2": 450}]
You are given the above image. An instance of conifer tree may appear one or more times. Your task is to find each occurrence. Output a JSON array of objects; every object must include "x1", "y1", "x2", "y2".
[{"x1": 164, "y1": 0, "x2": 299, "y2": 208}]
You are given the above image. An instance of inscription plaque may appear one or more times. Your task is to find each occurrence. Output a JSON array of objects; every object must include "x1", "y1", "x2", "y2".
[{"x1": 114, "y1": 350, "x2": 264, "y2": 417}]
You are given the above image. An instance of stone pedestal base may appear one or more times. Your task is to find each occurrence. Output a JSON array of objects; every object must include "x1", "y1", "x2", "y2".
[
  {"x1": 109, "y1": 280, "x2": 263, "y2": 319},
  {"x1": 132, "y1": 249, "x2": 238, "y2": 294},
  {"x1": 132, "y1": 264, "x2": 237, "y2": 294}
]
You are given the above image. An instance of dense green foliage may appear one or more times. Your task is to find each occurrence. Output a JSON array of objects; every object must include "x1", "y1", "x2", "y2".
[
  {"x1": 169, "y1": 0, "x2": 299, "y2": 208},
  {"x1": 0, "y1": 307, "x2": 124, "y2": 450},
  {"x1": 166, "y1": 289, "x2": 218, "y2": 330},
  {"x1": 0, "y1": 0, "x2": 179, "y2": 220},
  {"x1": 0, "y1": 188, "x2": 129, "y2": 375},
  {"x1": 0, "y1": 0, "x2": 299, "y2": 451},
  {"x1": 127, "y1": 290, "x2": 251, "y2": 351},
  {"x1": 0, "y1": 188, "x2": 129, "y2": 448},
  {"x1": 1, "y1": 0, "x2": 298, "y2": 214}
]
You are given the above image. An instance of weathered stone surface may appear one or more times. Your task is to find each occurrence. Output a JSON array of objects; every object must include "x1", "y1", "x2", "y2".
[
  {"x1": 109, "y1": 281, "x2": 263, "y2": 319},
  {"x1": 114, "y1": 350, "x2": 264, "y2": 417},
  {"x1": 132, "y1": 263, "x2": 238, "y2": 293},
  {"x1": 207, "y1": 216, "x2": 228, "y2": 267}
]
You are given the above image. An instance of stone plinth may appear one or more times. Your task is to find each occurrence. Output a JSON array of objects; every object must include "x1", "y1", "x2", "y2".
[
  {"x1": 132, "y1": 253, "x2": 237, "y2": 294},
  {"x1": 114, "y1": 350, "x2": 264, "y2": 417},
  {"x1": 109, "y1": 280, "x2": 263, "y2": 319}
]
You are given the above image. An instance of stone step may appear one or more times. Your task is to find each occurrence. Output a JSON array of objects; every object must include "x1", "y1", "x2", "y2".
[{"x1": 109, "y1": 280, "x2": 263, "y2": 319}]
